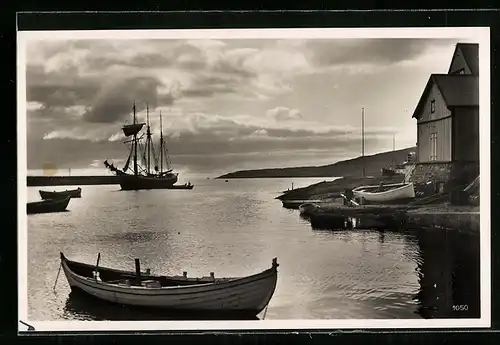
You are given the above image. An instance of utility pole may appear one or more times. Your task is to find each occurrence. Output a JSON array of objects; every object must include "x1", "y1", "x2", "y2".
[{"x1": 362, "y1": 107, "x2": 365, "y2": 177}]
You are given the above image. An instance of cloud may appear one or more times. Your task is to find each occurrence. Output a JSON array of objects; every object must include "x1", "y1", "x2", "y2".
[
  {"x1": 305, "y1": 38, "x2": 458, "y2": 69},
  {"x1": 24, "y1": 36, "x2": 462, "y2": 172},
  {"x1": 266, "y1": 106, "x2": 303, "y2": 121},
  {"x1": 82, "y1": 76, "x2": 178, "y2": 123}
]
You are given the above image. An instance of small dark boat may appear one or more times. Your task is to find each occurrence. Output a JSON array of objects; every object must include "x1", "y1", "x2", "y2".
[
  {"x1": 27, "y1": 196, "x2": 71, "y2": 214},
  {"x1": 60, "y1": 253, "x2": 279, "y2": 315},
  {"x1": 39, "y1": 187, "x2": 81, "y2": 200},
  {"x1": 282, "y1": 199, "x2": 324, "y2": 210},
  {"x1": 167, "y1": 183, "x2": 194, "y2": 190},
  {"x1": 381, "y1": 167, "x2": 398, "y2": 176},
  {"x1": 298, "y1": 202, "x2": 322, "y2": 217}
]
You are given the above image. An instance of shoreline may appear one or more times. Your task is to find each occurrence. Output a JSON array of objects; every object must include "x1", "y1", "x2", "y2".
[{"x1": 217, "y1": 147, "x2": 416, "y2": 179}]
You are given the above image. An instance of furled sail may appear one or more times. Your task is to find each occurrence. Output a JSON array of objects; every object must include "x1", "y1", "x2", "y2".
[{"x1": 122, "y1": 123, "x2": 146, "y2": 137}]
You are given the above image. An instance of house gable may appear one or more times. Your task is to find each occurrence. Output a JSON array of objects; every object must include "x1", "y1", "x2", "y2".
[
  {"x1": 447, "y1": 43, "x2": 479, "y2": 76},
  {"x1": 412, "y1": 76, "x2": 451, "y2": 123}
]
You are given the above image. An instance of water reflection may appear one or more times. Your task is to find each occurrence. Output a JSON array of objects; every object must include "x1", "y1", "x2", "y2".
[
  {"x1": 413, "y1": 228, "x2": 480, "y2": 319},
  {"x1": 307, "y1": 218, "x2": 480, "y2": 319},
  {"x1": 63, "y1": 290, "x2": 260, "y2": 321}
]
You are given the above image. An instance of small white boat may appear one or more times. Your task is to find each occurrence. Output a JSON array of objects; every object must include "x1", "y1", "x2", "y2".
[
  {"x1": 59, "y1": 253, "x2": 279, "y2": 316},
  {"x1": 352, "y1": 182, "x2": 415, "y2": 203}
]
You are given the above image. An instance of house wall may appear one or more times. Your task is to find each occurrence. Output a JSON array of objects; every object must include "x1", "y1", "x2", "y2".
[
  {"x1": 417, "y1": 117, "x2": 452, "y2": 163},
  {"x1": 452, "y1": 107, "x2": 480, "y2": 162},
  {"x1": 416, "y1": 83, "x2": 452, "y2": 163},
  {"x1": 448, "y1": 47, "x2": 473, "y2": 75}
]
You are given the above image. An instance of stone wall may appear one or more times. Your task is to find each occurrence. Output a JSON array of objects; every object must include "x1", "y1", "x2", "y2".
[
  {"x1": 409, "y1": 162, "x2": 452, "y2": 185},
  {"x1": 409, "y1": 162, "x2": 479, "y2": 191}
]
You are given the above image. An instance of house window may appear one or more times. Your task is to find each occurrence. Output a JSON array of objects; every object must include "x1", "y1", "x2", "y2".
[
  {"x1": 430, "y1": 132, "x2": 438, "y2": 161},
  {"x1": 430, "y1": 100, "x2": 436, "y2": 114},
  {"x1": 452, "y1": 68, "x2": 465, "y2": 75}
]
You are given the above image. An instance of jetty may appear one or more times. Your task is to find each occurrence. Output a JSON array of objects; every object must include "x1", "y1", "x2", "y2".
[
  {"x1": 286, "y1": 172, "x2": 480, "y2": 233},
  {"x1": 27, "y1": 175, "x2": 120, "y2": 187}
]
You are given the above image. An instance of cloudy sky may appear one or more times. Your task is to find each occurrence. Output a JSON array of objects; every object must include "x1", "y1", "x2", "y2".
[{"x1": 24, "y1": 36, "x2": 469, "y2": 175}]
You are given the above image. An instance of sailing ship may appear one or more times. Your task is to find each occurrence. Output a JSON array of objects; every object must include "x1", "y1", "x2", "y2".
[{"x1": 104, "y1": 102, "x2": 179, "y2": 190}]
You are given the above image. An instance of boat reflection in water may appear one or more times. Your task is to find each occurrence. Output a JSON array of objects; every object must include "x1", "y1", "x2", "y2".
[
  {"x1": 63, "y1": 290, "x2": 260, "y2": 321},
  {"x1": 413, "y1": 228, "x2": 480, "y2": 319}
]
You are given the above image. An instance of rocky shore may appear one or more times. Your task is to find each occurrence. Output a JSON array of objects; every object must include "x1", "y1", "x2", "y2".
[{"x1": 276, "y1": 175, "x2": 405, "y2": 201}]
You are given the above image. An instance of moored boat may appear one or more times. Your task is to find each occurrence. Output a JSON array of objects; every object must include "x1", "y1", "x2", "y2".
[
  {"x1": 381, "y1": 167, "x2": 398, "y2": 177},
  {"x1": 39, "y1": 187, "x2": 81, "y2": 200},
  {"x1": 298, "y1": 202, "x2": 322, "y2": 217},
  {"x1": 352, "y1": 182, "x2": 415, "y2": 203},
  {"x1": 27, "y1": 196, "x2": 71, "y2": 214},
  {"x1": 105, "y1": 102, "x2": 181, "y2": 191},
  {"x1": 282, "y1": 199, "x2": 324, "y2": 209},
  {"x1": 59, "y1": 253, "x2": 279, "y2": 315},
  {"x1": 167, "y1": 182, "x2": 194, "y2": 190}
]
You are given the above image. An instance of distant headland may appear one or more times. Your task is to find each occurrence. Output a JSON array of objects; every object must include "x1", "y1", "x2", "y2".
[{"x1": 216, "y1": 147, "x2": 416, "y2": 179}]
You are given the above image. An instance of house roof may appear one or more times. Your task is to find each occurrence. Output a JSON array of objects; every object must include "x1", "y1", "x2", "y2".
[
  {"x1": 412, "y1": 74, "x2": 479, "y2": 119},
  {"x1": 448, "y1": 43, "x2": 479, "y2": 76}
]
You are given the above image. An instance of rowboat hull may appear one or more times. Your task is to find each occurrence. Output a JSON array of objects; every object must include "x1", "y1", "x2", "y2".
[
  {"x1": 167, "y1": 184, "x2": 194, "y2": 190},
  {"x1": 282, "y1": 199, "x2": 324, "y2": 209},
  {"x1": 39, "y1": 187, "x2": 81, "y2": 200},
  {"x1": 298, "y1": 203, "x2": 322, "y2": 217},
  {"x1": 353, "y1": 182, "x2": 415, "y2": 202},
  {"x1": 118, "y1": 174, "x2": 178, "y2": 191},
  {"x1": 60, "y1": 253, "x2": 278, "y2": 314},
  {"x1": 27, "y1": 196, "x2": 71, "y2": 214}
]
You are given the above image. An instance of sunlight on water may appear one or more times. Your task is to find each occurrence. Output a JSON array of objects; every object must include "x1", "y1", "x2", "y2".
[{"x1": 26, "y1": 177, "x2": 480, "y2": 321}]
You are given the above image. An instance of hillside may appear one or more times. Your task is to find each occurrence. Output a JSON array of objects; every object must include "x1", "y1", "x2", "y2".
[{"x1": 217, "y1": 147, "x2": 416, "y2": 179}]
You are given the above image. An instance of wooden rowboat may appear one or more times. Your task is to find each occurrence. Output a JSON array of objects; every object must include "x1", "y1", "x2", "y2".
[
  {"x1": 167, "y1": 183, "x2": 194, "y2": 190},
  {"x1": 27, "y1": 196, "x2": 71, "y2": 214},
  {"x1": 60, "y1": 253, "x2": 279, "y2": 316},
  {"x1": 353, "y1": 182, "x2": 415, "y2": 202},
  {"x1": 282, "y1": 199, "x2": 324, "y2": 209},
  {"x1": 298, "y1": 203, "x2": 322, "y2": 217},
  {"x1": 39, "y1": 187, "x2": 81, "y2": 200}
]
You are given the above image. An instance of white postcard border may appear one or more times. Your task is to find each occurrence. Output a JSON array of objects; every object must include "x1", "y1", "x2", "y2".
[{"x1": 17, "y1": 26, "x2": 491, "y2": 332}]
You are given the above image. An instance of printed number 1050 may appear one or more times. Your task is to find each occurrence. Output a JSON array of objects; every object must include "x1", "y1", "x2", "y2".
[{"x1": 452, "y1": 305, "x2": 469, "y2": 312}]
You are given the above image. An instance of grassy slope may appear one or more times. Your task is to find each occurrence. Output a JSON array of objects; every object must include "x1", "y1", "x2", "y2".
[{"x1": 217, "y1": 147, "x2": 416, "y2": 179}]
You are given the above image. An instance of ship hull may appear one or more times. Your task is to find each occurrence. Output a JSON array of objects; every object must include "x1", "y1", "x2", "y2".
[{"x1": 119, "y1": 174, "x2": 178, "y2": 190}]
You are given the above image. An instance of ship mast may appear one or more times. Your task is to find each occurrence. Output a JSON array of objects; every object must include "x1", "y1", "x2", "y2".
[
  {"x1": 133, "y1": 101, "x2": 138, "y2": 176},
  {"x1": 160, "y1": 111, "x2": 163, "y2": 175},
  {"x1": 146, "y1": 104, "x2": 151, "y2": 175}
]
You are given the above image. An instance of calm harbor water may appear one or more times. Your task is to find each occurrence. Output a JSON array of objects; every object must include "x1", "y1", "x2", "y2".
[{"x1": 26, "y1": 176, "x2": 480, "y2": 321}]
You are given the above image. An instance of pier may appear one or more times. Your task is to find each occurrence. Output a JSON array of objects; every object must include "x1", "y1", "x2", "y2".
[
  {"x1": 300, "y1": 203, "x2": 479, "y2": 234},
  {"x1": 27, "y1": 175, "x2": 120, "y2": 187}
]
